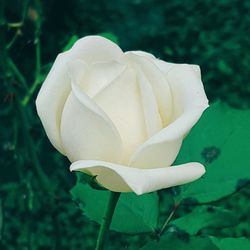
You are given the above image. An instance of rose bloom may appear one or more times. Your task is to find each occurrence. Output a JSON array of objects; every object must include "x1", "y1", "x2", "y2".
[{"x1": 36, "y1": 36, "x2": 208, "y2": 195}]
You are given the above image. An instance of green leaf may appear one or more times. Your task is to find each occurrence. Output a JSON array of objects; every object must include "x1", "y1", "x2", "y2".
[
  {"x1": 140, "y1": 233, "x2": 218, "y2": 250},
  {"x1": 210, "y1": 237, "x2": 250, "y2": 250},
  {"x1": 174, "y1": 102, "x2": 250, "y2": 203},
  {"x1": 171, "y1": 206, "x2": 239, "y2": 235},
  {"x1": 98, "y1": 32, "x2": 119, "y2": 44},
  {"x1": 63, "y1": 35, "x2": 79, "y2": 51},
  {"x1": 70, "y1": 174, "x2": 159, "y2": 233}
]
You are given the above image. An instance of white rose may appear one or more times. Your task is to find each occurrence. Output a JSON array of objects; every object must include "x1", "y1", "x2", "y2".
[{"x1": 36, "y1": 36, "x2": 209, "y2": 195}]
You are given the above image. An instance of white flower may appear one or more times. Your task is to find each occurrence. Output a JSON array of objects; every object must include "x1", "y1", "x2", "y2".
[{"x1": 36, "y1": 36, "x2": 209, "y2": 195}]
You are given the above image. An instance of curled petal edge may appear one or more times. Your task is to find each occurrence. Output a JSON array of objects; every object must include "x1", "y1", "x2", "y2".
[
  {"x1": 36, "y1": 52, "x2": 72, "y2": 155},
  {"x1": 70, "y1": 160, "x2": 205, "y2": 195},
  {"x1": 128, "y1": 63, "x2": 209, "y2": 168}
]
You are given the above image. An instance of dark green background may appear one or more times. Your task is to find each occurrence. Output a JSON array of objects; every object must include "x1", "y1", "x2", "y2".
[{"x1": 1, "y1": 0, "x2": 250, "y2": 249}]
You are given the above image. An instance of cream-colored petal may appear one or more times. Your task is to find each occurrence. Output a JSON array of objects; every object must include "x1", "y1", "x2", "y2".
[
  {"x1": 191, "y1": 64, "x2": 201, "y2": 77},
  {"x1": 126, "y1": 52, "x2": 173, "y2": 127},
  {"x1": 129, "y1": 64, "x2": 209, "y2": 169},
  {"x1": 60, "y1": 78, "x2": 123, "y2": 162},
  {"x1": 137, "y1": 68, "x2": 162, "y2": 137},
  {"x1": 153, "y1": 59, "x2": 177, "y2": 75},
  {"x1": 94, "y1": 67, "x2": 147, "y2": 164},
  {"x1": 82, "y1": 61, "x2": 125, "y2": 97},
  {"x1": 67, "y1": 59, "x2": 125, "y2": 98},
  {"x1": 126, "y1": 50, "x2": 156, "y2": 60},
  {"x1": 129, "y1": 110, "x2": 201, "y2": 169},
  {"x1": 70, "y1": 35, "x2": 124, "y2": 63},
  {"x1": 70, "y1": 160, "x2": 206, "y2": 195},
  {"x1": 36, "y1": 36, "x2": 124, "y2": 155},
  {"x1": 36, "y1": 52, "x2": 71, "y2": 154},
  {"x1": 66, "y1": 59, "x2": 87, "y2": 84},
  {"x1": 167, "y1": 64, "x2": 208, "y2": 120}
]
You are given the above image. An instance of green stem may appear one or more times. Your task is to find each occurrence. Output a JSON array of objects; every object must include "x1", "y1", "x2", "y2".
[
  {"x1": 95, "y1": 192, "x2": 121, "y2": 250},
  {"x1": 17, "y1": 99, "x2": 52, "y2": 197},
  {"x1": 7, "y1": 58, "x2": 51, "y2": 198},
  {"x1": 21, "y1": 0, "x2": 30, "y2": 23},
  {"x1": 6, "y1": 0, "x2": 30, "y2": 50},
  {"x1": 21, "y1": 78, "x2": 40, "y2": 106},
  {"x1": 158, "y1": 202, "x2": 179, "y2": 237},
  {"x1": 21, "y1": 39, "x2": 41, "y2": 105},
  {"x1": 7, "y1": 59, "x2": 51, "y2": 198},
  {"x1": 8, "y1": 58, "x2": 29, "y2": 91},
  {"x1": 4, "y1": 0, "x2": 52, "y2": 201},
  {"x1": 21, "y1": 0, "x2": 42, "y2": 106},
  {"x1": 35, "y1": 38, "x2": 41, "y2": 75},
  {"x1": 6, "y1": 31, "x2": 19, "y2": 50}
]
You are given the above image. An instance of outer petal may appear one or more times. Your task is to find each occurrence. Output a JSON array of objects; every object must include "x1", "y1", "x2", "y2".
[
  {"x1": 70, "y1": 160, "x2": 206, "y2": 195},
  {"x1": 70, "y1": 35, "x2": 124, "y2": 63},
  {"x1": 154, "y1": 59, "x2": 200, "y2": 78},
  {"x1": 127, "y1": 50, "x2": 156, "y2": 60},
  {"x1": 153, "y1": 58, "x2": 176, "y2": 75},
  {"x1": 36, "y1": 52, "x2": 71, "y2": 154},
  {"x1": 129, "y1": 64, "x2": 209, "y2": 169},
  {"x1": 60, "y1": 64, "x2": 123, "y2": 162},
  {"x1": 36, "y1": 36, "x2": 124, "y2": 154},
  {"x1": 166, "y1": 64, "x2": 209, "y2": 121}
]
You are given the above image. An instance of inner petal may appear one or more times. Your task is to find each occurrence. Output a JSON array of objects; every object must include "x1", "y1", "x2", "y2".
[
  {"x1": 80, "y1": 61, "x2": 125, "y2": 98},
  {"x1": 125, "y1": 52, "x2": 173, "y2": 127},
  {"x1": 137, "y1": 67, "x2": 163, "y2": 137},
  {"x1": 94, "y1": 67, "x2": 147, "y2": 164}
]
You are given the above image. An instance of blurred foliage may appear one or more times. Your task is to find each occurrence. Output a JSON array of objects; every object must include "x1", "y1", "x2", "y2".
[{"x1": 0, "y1": 0, "x2": 250, "y2": 249}]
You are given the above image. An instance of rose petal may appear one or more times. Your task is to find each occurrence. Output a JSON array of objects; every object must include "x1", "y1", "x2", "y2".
[
  {"x1": 66, "y1": 59, "x2": 87, "y2": 84},
  {"x1": 60, "y1": 76, "x2": 123, "y2": 162},
  {"x1": 36, "y1": 52, "x2": 71, "y2": 154},
  {"x1": 153, "y1": 59, "x2": 176, "y2": 75},
  {"x1": 94, "y1": 67, "x2": 147, "y2": 164},
  {"x1": 70, "y1": 35, "x2": 124, "y2": 63},
  {"x1": 36, "y1": 36, "x2": 124, "y2": 154},
  {"x1": 167, "y1": 64, "x2": 209, "y2": 121},
  {"x1": 126, "y1": 52, "x2": 173, "y2": 127},
  {"x1": 70, "y1": 160, "x2": 206, "y2": 195},
  {"x1": 191, "y1": 64, "x2": 202, "y2": 77},
  {"x1": 67, "y1": 58, "x2": 125, "y2": 98},
  {"x1": 127, "y1": 50, "x2": 156, "y2": 60},
  {"x1": 82, "y1": 62, "x2": 125, "y2": 98},
  {"x1": 129, "y1": 64, "x2": 209, "y2": 169},
  {"x1": 137, "y1": 67, "x2": 162, "y2": 137}
]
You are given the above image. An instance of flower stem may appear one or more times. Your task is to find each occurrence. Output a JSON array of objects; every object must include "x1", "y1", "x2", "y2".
[{"x1": 95, "y1": 192, "x2": 121, "y2": 250}]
